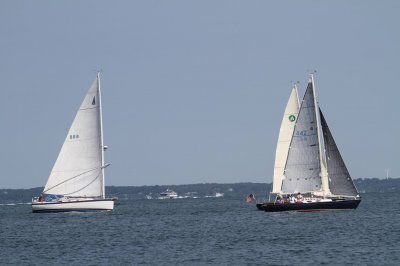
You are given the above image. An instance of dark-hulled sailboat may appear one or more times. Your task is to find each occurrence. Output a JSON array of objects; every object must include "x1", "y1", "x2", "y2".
[{"x1": 259, "y1": 74, "x2": 361, "y2": 212}]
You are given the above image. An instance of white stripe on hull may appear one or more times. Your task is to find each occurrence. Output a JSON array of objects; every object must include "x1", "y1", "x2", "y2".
[{"x1": 31, "y1": 200, "x2": 114, "y2": 213}]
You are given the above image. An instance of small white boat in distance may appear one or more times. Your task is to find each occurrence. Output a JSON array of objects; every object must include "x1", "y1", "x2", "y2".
[
  {"x1": 158, "y1": 189, "x2": 178, "y2": 199},
  {"x1": 32, "y1": 73, "x2": 115, "y2": 213},
  {"x1": 205, "y1": 192, "x2": 224, "y2": 198}
]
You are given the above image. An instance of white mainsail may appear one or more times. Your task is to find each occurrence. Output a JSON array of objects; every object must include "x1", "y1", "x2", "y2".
[
  {"x1": 43, "y1": 74, "x2": 105, "y2": 198},
  {"x1": 271, "y1": 85, "x2": 300, "y2": 194}
]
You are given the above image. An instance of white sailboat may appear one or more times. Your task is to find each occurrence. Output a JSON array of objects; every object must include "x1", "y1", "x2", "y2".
[
  {"x1": 32, "y1": 73, "x2": 115, "y2": 213},
  {"x1": 260, "y1": 74, "x2": 360, "y2": 212}
]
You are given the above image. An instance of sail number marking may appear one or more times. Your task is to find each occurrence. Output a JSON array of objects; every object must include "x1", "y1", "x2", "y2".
[{"x1": 295, "y1": 130, "x2": 308, "y2": 141}]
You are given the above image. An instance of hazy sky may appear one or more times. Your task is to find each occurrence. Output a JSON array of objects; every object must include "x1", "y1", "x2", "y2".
[{"x1": 1, "y1": 1, "x2": 399, "y2": 188}]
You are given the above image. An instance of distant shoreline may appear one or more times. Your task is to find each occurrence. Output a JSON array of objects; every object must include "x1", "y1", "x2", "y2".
[{"x1": 1, "y1": 178, "x2": 399, "y2": 203}]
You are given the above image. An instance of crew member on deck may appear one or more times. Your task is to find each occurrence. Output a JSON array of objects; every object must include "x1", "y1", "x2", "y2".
[
  {"x1": 289, "y1": 195, "x2": 296, "y2": 203},
  {"x1": 296, "y1": 192, "x2": 303, "y2": 203},
  {"x1": 276, "y1": 195, "x2": 284, "y2": 204}
]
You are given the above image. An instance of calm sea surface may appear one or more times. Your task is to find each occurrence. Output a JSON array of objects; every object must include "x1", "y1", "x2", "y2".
[{"x1": 1, "y1": 193, "x2": 399, "y2": 265}]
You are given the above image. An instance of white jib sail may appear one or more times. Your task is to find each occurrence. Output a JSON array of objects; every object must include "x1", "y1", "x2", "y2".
[
  {"x1": 43, "y1": 75, "x2": 105, "y2": 198},
  {"x1": 272, "y1": 85, "x2": 300, "y2": 194}
]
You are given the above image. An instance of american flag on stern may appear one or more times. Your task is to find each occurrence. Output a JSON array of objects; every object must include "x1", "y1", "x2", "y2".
[{"x1": 246, "y1": 194, "x2": 256, "y2": 203}]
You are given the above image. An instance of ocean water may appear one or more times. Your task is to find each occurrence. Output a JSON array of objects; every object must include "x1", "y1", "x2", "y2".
[{"x1": 1, "y1": 193, "x2": 399, "y2": 265}]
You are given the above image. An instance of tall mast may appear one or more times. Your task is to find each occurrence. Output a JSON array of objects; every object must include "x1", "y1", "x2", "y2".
[
  {"x1": 97, "y1": 72, "x2": 106, "y2": 198},
  {"x1": 310, "y1": 73, "x2": 331, "y2": 197}
]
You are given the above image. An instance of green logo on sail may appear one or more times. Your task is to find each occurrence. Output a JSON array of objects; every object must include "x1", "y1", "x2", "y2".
[{"x1": 288, "y1": 115, "x2": 296, "y2": 122}]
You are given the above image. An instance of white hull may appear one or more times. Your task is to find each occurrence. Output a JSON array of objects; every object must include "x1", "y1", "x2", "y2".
[
  {"x1": 31, "y1": 199, "x2": 114, "y2": 213},
  {"x1": 158, "y1": 195, "x2": 178, "y2": 199},
  {"x1": 159, "y1": 189, "x2": 178, "y2": 199}
]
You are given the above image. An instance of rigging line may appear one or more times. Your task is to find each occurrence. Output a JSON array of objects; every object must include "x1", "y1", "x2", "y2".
[
  {"x1": 43, "y1": 166, "x2": 102, "y2": 193},
  {"x1": 62, "y1": 172, "x2": 101, "y2": 196}
]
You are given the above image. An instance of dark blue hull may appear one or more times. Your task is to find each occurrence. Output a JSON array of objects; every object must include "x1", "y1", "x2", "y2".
[{"x1": 260, "y1": 199, "x2": 361, "y2": 212}]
